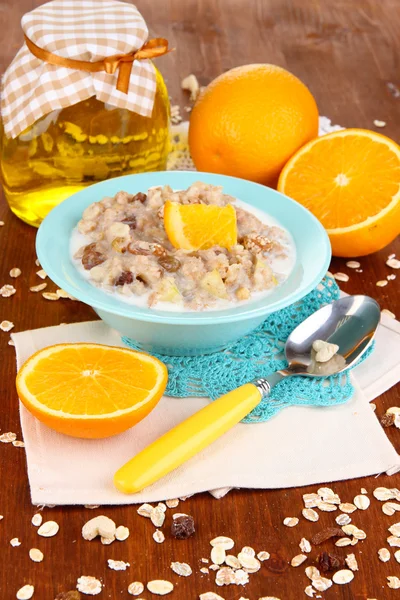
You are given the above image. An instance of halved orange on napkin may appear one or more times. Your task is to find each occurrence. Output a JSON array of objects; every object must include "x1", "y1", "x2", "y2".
[
  {"x1": 16, "y1": 343, "x2": 168, "y2": 439},
  {"x1": 278, "y1": 129, "x2": 400, "y2": 257},
  {"x1": 164, "y1": 201, "x2": 237, "y2": 250}
]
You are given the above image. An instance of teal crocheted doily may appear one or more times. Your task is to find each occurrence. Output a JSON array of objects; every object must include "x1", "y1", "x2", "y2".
[{"x1": 123, "y1": 276, "x2": 372, "y2": 423}]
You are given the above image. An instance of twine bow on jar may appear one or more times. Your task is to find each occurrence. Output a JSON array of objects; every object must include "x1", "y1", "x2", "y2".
[{"x1": 24, "y1": 35, "x2": 172, "y2": 94}]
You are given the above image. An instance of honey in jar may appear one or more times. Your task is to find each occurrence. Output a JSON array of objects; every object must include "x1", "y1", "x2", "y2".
[{"x1": 0, "y1": 0, "x2": 171, "y2": 227}]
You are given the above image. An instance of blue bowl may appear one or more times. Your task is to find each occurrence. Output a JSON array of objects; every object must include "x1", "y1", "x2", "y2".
[{"x1": 36, "y1": 171, "x2": 331, "y2": 355}]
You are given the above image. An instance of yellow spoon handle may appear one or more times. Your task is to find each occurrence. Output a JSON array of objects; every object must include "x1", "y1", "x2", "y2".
[{"x1": 114, "y1": 383, "x2": 262, "y2": 494}]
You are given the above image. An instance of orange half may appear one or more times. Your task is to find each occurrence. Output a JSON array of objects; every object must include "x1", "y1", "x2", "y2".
[
  {"x1": 164, "y1": 201, "x2": 237, "y2": 250},
  {"x1": 16, "y1": 343, "x2": 168, "y2": 439},
  {"x1": 278, "y1": 128, "x2": 400, "y2": 256}
]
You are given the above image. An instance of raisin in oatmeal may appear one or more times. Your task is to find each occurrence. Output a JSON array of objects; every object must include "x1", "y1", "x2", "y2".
[{"x1": 71, "y1": 182, "x2": 295, "y2": 311}]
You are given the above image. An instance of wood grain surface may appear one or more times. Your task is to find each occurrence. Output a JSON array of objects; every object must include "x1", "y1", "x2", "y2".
[{"x1": 0, "y1": 0, "x2": 399, "y2": 598}]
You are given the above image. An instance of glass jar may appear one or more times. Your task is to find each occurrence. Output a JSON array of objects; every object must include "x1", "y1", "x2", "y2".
[{"x1": 0, "y1": 66, "x2": 170, "y2": 227}]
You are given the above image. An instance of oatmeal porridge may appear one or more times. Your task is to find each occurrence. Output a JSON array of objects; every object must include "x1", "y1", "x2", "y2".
[{"x1": 70, "y1": 182, "x2": 295, "y2": 311}]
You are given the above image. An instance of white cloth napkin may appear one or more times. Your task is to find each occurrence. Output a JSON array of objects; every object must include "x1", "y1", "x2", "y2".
[{"x1": 12, "y1": 312, "x2": 400, "y2": 506}]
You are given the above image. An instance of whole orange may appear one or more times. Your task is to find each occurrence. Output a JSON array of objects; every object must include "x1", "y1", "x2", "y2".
[{"x1": 188, "y1": 64, "x2": 319, "y2": 187}]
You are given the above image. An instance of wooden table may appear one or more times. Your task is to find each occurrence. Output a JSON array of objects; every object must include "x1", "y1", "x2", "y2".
[{"x1": 1, "y1": 0, "x2": 399, "y2": 598}]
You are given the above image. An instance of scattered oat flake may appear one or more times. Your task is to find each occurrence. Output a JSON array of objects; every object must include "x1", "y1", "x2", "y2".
[
  {"x1": 332, "y1": 569, "x2": 354, "y2": 584},
  {"x1": 127, "y1": 581, "x2": 144, "y2": 596},
  {"x1": 0, "y1": 320, "x2": 14, "y2": 332},
  {"x1": 10, "y1": 537, "x2": 21, "y2": 546},
  {"x1": 305, "y1": 586, "x2": 316, "y2": 598},
  {"x1": 147, "y1": 580, "x2": 174, "y2": 595},
  {"x1": 361, "y1": 488, "x2": 368, "y2": 494},
  {"x1": 0, "y1": 284, "x2": 16, "y2": 297},
  {"x1": 387, "y1": 274, "x2": 396, "y2": 280},
  {"x1": 209, "y1": 564, "x2": 219, "y2": 571},
  {"x1": 8, "y1": 338, "x2": 15, "y2": 346},
  {"x1": 153, "y1": 529, "x2": 165, "y2": 544},
  {"x1": 388, "y1": 535, "x2": 400, "y2": 547},
  {"x1": 303, "y1": 493, "x2": 320, "y2": 508},
  {"x1": 387, "y1": 258, "x2": 400, "y2": 269},
  {"x1": 211, "y1": 545, "x2": 226, "y2": 565},
  {"x1": 225, "y1": 554, "x2": 240, "y2": 569},
  {"x1": 241, "y1": 546, "x2": 255, "y2": 556},
  {"x1": 333, "y1": 272, "x2": 349, "y2": 282},
  {"x1": 317, "y1": 501, "x2": 337, "y2": 512},
  {"x1": 210, "y1": 536, "x2": 234, "y2": 550},
  {"x1": 137, "y1": 503, "x2": 153, "y2": 517},
  {"x1": 291, "y1": 554, "x2": 307, "y2": 567},
  {"x1": 16, "y1": 585, "x2": 34, "y2": 600},
  {"x1": 388, "y1": 576, "x2": 400, "y2": 589},
  {"x1": 283, "y1": 517, "x2": 299, "y2": 527},
  {"x1": 0, "y1": 432, "x2": 17, "y2": 443},
  {"x1": 345, "y1": 553, "x2": 358, "y2": 571},
  {"x1": 13, "y1": 440, "x2": 25, "y2": 448},
  {"x1": 36, "y1": 269, "x2": 47, "y2": 279},
  {"x1": 37, "y1": 520, "x2": 59, "y2": 537},
  {"x1": 9, "y1": 268, "x2": 21, "y2": 278},
  {"x1": 305, "y1": 566, "x2": 320, "y2": 580},
  {"x1": 42, "y1": 292, "x2": 59, "y2": 300},
  {"x1": 339, "y1": 502, "x2": 357, "y2": 513},
  {"x1": 383, "y1": 502, "x2": 400, "y2": 515},
  {"x1": 335, "y1": 537, "x2": 352, "y2": 547},
  {"x1": 302, "y1": 508, "x2": 319, "y2": 522},
  {"x1": 0, "y1": 221, "x2": 4, "y2": 226},
  {"x1": 336, "y1": 513, "x2": 351, "y2": 526},
  {"x1": 199, "y1": 593, "x2": 225, "y2": 600},
  {"x1": 30, "y1": 283, "x2": 47, "y2": 292},
  {"x1": 388, "y1": 522, "x2": 400, "y2": 537},
  {"x1": 56, "y1": 289, "x2": 75, "y2": 299},
  {"x1": 150, "y1": 506, "x2": 165, "y2": 527},
  {"x1": 100, "y1": 536, "x2": 114, "y2": 545},
  {"x1": 257, "y1": 550, "x2": 270, "y2": 560},
  {"x1": 200, "y1": 567, "x2": 209, "y2": 574},
  {"x1": 378, "y1": 547, "x2": 391, "y2": 562},
  {"x1": 201, "y1": 558, "x2": 209, "y2": 563},
  {"x1": 373, "y1": 119, "x2": 386, "y2": 127},
  {"x1": 29, "y1": 548, "x2": 44, "y2": 562},
  {"x1": 166, "y1": 498, "x2": 179, "y2": 508},
  {"x1": 312, "y1": 576, "x2": 332, "y2": 591},
  {"x1": 376, "y1": 280, "x2": 388, "y2": 287},
  {"x1": 354, "y1": 494, "x2": 370, "y2": 510},
  {"x1": 76, "y1": 576, "x2": 102, "y2": 595},
  {"x1": 171, "y1": 562, "x2": 192, "y2": 577},
  {"x1": 346, "y1": 261, "x2": 360, "y2": 269},
  {"x1": 237, "y1": 551, "x2": 260, "y2": 571},
  {"x1": 115, "y1": 525, "x2": 129, "y2": 541},
  {"x1": 373, "y1": 487, "x2": 396, "y2": 501},
  {"x1": 108, "y1": 559, "x2": 129, "y2": 571}
]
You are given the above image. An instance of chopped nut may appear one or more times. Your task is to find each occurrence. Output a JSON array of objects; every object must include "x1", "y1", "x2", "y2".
[
  {"x1": 170, "y1": 561, "x2": 192, "y2": 577},
  {"x1": 147, "y1": 580, "x2": 174, "y2": 595},
  {"x1": 302, "y1": 508, "x2": 319, "y2": 522},
  {"x1": 115, "y1": 525, "x2": 129, "y2": 541},
  {"x1": 127, "y1": 581, "x2": 144, "y2": 596},
  {"x1": 345, "y1": 553, "x2": 358, "y2": 571},
  {"x1": 210, "y1": 536, "x2": 234, "y2": 550},
  {"x1": 153, "y1": 529, "x2": 165, "y2": 544},
  {"x1": 378, "y1": 548, "x2": 391, "y2": 562},
  {"x1": 387, "y1": 257, "x2": 400, "y2": 269},
  {"x1": 345, "y1": 261, "x2": 360, "y2": 269},
  {"x1": 257, "y1": 550, "x2": 270, "y2": 561},
  {"x1": 0, "y1": 320, "x2": 14, "y2": 332},
  {"x1": 29, "y1": 548, "x2": 44, "y2": 562},
  {"x1": 181, "y1": 74, "x2": 200, "y2": 101},
  {"x1": 9, "y1": 268, "x2": 21, "y2": 278},
  {"x1": 100, "y1": 536, "x2": 114, "y2": 545},
  {"x1": 10, "y1": 537, "x2": 21, "y2": 546},
  {"x1": 387, "y1": 576, "x2": 400, "y2": 589},
  {"x1": 312, "y1": 527, "x2": 345, "y2": 545},
  {"x1": 0, "y1": 284, "x2": 16, "y2": 297},
  {"x1": 82, "y1": 515, "x2": 116, "y2": 541},
  {"x1": 16, "y1": 585, "x2": 35, "y2": 600},
  {"x1": 76, "y1": 576, "x2": 102, "y2": 595},
  {"x1": 291, "y1": 554, "x2": 307, "y2": 567},
  {"x1": 376, "y1": 279, "x2": 388, "y2": 287},
  {"x1": 381, "y1": 412, "x2": 395, "y2": 428},
  {"x1": 0, "y1": 432, "x2": 17, "y2": 443},
  {"x1": 333, "y1": 272, "x2": 349, "y2": 282},
  {"x1": 283, "y1": 517, "x2": 299, "y2": 527},
  {"x1": 31, "y1": 514, "x2": 42, "y2": 527},
  {"x1": 166, "y1": 498, "x2": 179, "y2": 508},
  {"x1": 36, "y1": 269, "x2": 47, "y2": 279},
  {"x1": 332, "y1": 569, "x2": 354, "y2": 584},
  {"x1": 353, "y1": 494, "x2": 370, "y2": 510},
  {"x1": 107, "y1": 559, "x2": 130, "y2": 571},
  {"x1": 30, "y1": 283, "x2": 47, "y2": 292},
  {"x1": 374, "y1": 119, "x2": 386, "y2": 127},
  {"x1": 37, "y1": 520, "x2": 59, "y2": 537},
  {"x1": 317, "y1": 552, "x2": 345, "y2": 572},
  {"x1": 312, "y1": 340, "x2": 339, "y2": 363}
]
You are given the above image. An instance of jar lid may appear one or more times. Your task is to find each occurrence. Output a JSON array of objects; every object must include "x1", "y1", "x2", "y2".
[{"x1": 1, "y1": 0, "x2": 166, "y2": 138}]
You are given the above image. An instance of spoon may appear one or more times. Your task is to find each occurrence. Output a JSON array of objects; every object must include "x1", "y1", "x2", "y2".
[{"x1": 114, "y1": 295, "x2": 380, "y2": 494}]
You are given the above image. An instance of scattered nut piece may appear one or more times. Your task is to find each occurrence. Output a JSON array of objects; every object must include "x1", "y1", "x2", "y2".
[
  {"x1": 100, "y1": 536, "x2": 114, "y2": 545},
  {"x1": 10, "y1": 537, "x2": 21, "y2": 546},
  {"x1": 346, "y1": 261, "x2": 360, "y2": 269},
  {"x1": 76, "y1": 576, "x2": 102, "y2": 595},
  {"x1": 333, "y1": 272, "x2": 349, "y2": 282},
  {"x1": 0, "y1": 432, "x2": 17, "y2": 443},
  {"x1": 302, "y1": 508, "x2": 319, "y2": 522},
  {"x1": 170, "y1": 561, "x2": 192, "y2": 577},
  {"x1": 376, "y1": 280, "x2": 388, "y2": 287},
  {"x1": 345, "y1": 553, "x2": 358, "y2": 571},
  {"x1": 387, "y1": 576, "x2": 400, "y2": 589},
  {"x1": 0, "y1": 320, "x2": 14, "y2": 332},
  {"x1": 166, "y1": 498, "x2": 179, "y2": 508},
  {"x1": 374, "y1": 119, "x2": 386, "y2": 127},
  {"x1": 373, "y1": 487, "x2": 398, "y2": 501},
  {"x1": 153, "y1": 529, "x2": 165, "y2": 544},
  {"x1": 291, "y1": 554, "x2": 307, "y2": 567},
  {"x1": 210, "y1": 536, "x2": 235, "y2": 550},
  {"x1": 0, "y1": 284, "x2": 16, "y2": 297},
  {"x1": 127, "y1": 581, "x2": 144, "y2": 596},
  {"x1": 378, "y1": 547, "x2": 391, "y2": 562},
  {"x1": 31, "y1": 514, "x2": 42, "y2": 527},
  {"x1": 82, "y1": 515, "x2": 116, "y2": 541},
  {"x1": 29, "y1": 548, "x2": 44, "y2": 562},
  {"x1": 115, "y1": 525, "x2": 129, "y2": 541},
  {"x1": 147, "y1": 580, "x2": 174, "y2": 595},
  {"x1": 283, "y1": 517, "x2": 299, "y2": 527},
  {"x1": 16, "y1": 585, "x2": 35, "y2": 600},
  {"x1": 36, "y1": 269, "x2": 47, "y2": 279},
  {"x1": 181, "y1": 74, "x2": 200, "y2": 101},
  {"x1": 30, "y1": 283, "x2": 47, "y2": 292},
  {"x1": 42, "y1": 292, "x2": 59, "y2": 300},
  {"x1": 332, "y1": 569, "x2": 354, "y2": 584},
  {"x1": 37, "y1": 520, "x2": 59, "y2": 537},
  {"x1": 387, "y1": 257, "x2": 400, "y2": 269},
  {"x1": 354, "y1": 494, "x2": 370, "y2": 510},
  {"x1": 9, "y1": 268, "x2": 21, "y2": 278},
  {"x1": 108, "y1": 559, "x2": 130, "y2": 571},
  {"x1": 257, "y1": 550, "x2": 270, "y2": 561}
]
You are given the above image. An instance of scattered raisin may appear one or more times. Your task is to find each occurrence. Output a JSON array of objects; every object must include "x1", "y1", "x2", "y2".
[
  {"x1": 115, "y1": 271, "x2": 134, "y2": 286},
  {"x1": 130, "y1": 192, "x2": 147, "y2": 203},
  {"x1": 54, "y1": 592, "x2": 81, "y2": 600},
  {"x1": 127, "y1": 242, "x2": 166, "y2": 257},
  {"x1": 311, "y1": 527, "x2": 346, "y2": 545},
  {"x1": 121, "y1": 216, "x2": 137, "y2": 230},
  {"x1": 381, "y1": 412, "x2": 395, "y2": 428},
  {"x1": 171, "y1": 515, "x2": 195, "y2": 539},
  {"x1": 82, "y1": 243, "x2": 106, "y2": 270},
  {"x1": 317, "y1": 552, "x2": 345, "y2": 572},
  {"x1": 158, "y1": 255, "x2": 181, "y2": 272}
]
